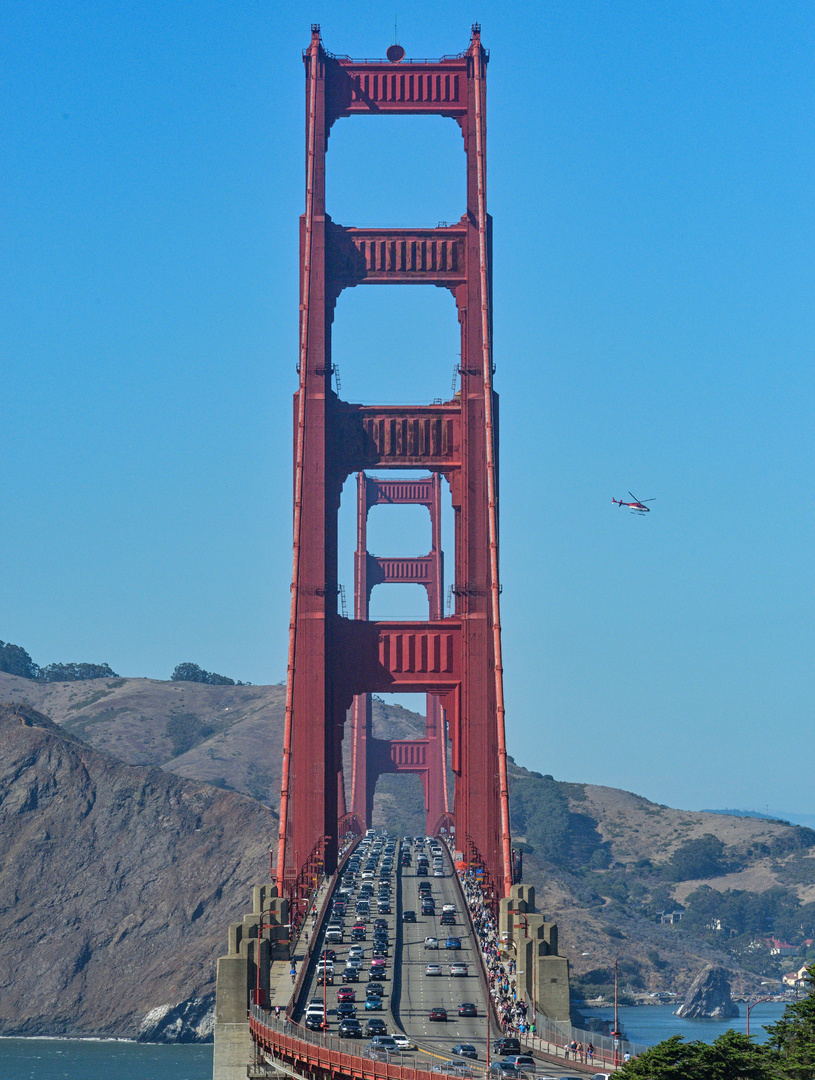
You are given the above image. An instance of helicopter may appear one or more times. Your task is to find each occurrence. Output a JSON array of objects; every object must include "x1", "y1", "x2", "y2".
[{"x1": 612, "y1": 492, "x2": 655, "y2": 514}]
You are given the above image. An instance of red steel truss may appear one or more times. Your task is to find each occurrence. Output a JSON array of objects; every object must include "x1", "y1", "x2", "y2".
[
  {"x1": 276, "y1": 25, "x2": 512, "y2": 900},
  {"x1": 348, "y1": 473, "x2": 449, "y2": 835}
]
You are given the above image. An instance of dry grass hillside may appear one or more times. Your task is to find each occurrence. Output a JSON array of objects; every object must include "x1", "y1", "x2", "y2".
[{"x1": 2, "y1": 672, "x2": 813, "y2": 1007}]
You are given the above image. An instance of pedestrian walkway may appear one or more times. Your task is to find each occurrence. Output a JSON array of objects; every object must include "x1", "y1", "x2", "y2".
[{"x1": 269, "y1": 874, "x2": 334, "y2": 1012}]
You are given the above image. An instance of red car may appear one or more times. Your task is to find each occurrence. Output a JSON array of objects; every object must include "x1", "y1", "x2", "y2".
[
  {"x1": 337, "y1": 987, "x2": 356, "y2": 1002},
  {"x1": 429, "y1": 1007, "x2": 448, "y2": 1022}
]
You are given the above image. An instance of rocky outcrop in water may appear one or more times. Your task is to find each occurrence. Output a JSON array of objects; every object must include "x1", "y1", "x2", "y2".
[
  {"x1": 0, "y1": 702, "x2": 274, "y2": 1040},
  {"x1": 676, "y1": 964, "x2": 740, "y2": 1019}
]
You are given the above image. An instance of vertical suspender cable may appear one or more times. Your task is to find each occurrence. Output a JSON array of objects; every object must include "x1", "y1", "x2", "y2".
[
  {"x1": 276, "y1": 32, "x2": 319, "y2": 893},
  {"x1": 472, "y1": 35, "x2": 513, "y2": 897}
]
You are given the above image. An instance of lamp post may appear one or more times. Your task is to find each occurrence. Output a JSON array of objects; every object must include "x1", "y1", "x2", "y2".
[
  {"x1": 254, "y1": 903, "x2": 280, "y2": 1009},
  {"x1": 746, "y1": 997, "x2": 772, "y2": 1039},
  {"x1": 610, "y1": 959, "x2": 621, "y2": 1067}
]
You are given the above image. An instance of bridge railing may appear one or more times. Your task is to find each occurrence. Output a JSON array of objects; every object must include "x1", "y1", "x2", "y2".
[{"x1": 251, "y1": 1007, "x2": 479, "y2": 1080}]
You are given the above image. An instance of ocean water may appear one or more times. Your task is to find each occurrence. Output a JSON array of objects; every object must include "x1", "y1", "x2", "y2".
[
  {"x1": 589, "y1": 1002, "x2": 788, "y2": 1047},
  {"x1": 0, "y1": 1039, "x2": 212, "y2": 1080}
]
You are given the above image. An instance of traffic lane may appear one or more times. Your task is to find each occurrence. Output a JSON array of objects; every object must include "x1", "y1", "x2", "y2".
[
  {"x1": 300, "y1": 894, "x2": 399, "y2": 1028},
  {"x1": 396, "y1": 865, "x2": 490, "y2": 1058}
]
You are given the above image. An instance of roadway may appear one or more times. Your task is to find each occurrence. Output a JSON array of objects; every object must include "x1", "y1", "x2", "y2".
[{"x1": 295, "y1": 835, "x2": 583, "y2": 1079}]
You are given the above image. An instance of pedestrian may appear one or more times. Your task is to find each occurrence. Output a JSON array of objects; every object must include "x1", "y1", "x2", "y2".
[
  {"x1": 563, "y1": 1044, "x2": 570, "y2": 1060},
  {"x1": 274, "y1": 1005, "x2": 282, "y2": 1020},
  {"x1": 587, "y1": 1043, "x2": 594, "y2": 1063},
  {"x1": 290, "y1": 965, "x2": 297, "y2": 983},
  {"x1": 624, "y1": 1051, "x2": 631, "y2": 1063}
]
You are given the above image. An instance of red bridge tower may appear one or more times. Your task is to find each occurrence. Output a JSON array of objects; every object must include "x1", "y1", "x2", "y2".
[{"x1": 276, "y1": 25, "x2": 512, "y2": 902}]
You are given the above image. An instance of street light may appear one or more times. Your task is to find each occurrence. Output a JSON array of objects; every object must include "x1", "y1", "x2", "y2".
[
  {"x1": 746, "y1": 997, "x2": 773, "y2": 1039},
  {"x1": 610, "y1": 959, "x2": 621, "y2": 1067}
]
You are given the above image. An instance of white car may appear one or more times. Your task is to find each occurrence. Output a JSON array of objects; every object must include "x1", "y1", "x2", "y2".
[
  {"x1": 348, "y1": 946, "x2": 365, "y2": 959},
  {"x1": 424, "y1": 937, "x2": 439, "y2": 949},
  {"x1": 392, "y1": 1034, "x2": 417, "y2": 1051}
]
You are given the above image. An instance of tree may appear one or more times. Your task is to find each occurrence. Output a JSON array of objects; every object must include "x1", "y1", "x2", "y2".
[
  {"x1": 171, "y1": 662, "x2": 235, "y2": 686},
  {"x1": 765, "y1": 965, "x2": 815, "y2": 1080},
  {"x1": 0, "y1": 641, "x2": 39, "y2": 679},
  {"x1": 619, "y1": 1030, "x2": 773, "y2": 1080},
  {"x1": 171, "y1": 663, "x2": 208, "y2": 683},
  {"x1": 38, "y1": 662, "x2": 119, "y2": 681},
  {"x1": 667, "y1": 834, "x2": 730, "y2": 881}
]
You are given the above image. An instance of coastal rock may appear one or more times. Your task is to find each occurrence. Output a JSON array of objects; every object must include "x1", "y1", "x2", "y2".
[
  {"x1": 676, "y1": 964, "x2": 740, "y2": 1019},
  {"x1": 138, "y1": 995, "x2": 215, "y2": 1042}
]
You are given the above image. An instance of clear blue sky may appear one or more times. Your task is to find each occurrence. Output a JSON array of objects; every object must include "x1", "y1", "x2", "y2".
[{"x1": 3, "y1": 1, "x2": 813, "y2": 817}]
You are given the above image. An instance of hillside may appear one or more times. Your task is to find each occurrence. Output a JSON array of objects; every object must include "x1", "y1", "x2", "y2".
[
  {"x1": 1, "y1": 672, "x2": 813, "y2": 1034},
  {"x1": 506, "y1": 761, "x2": 815, "y2": 1001},
  {"x1": 0, "y1": 701, "x2": 274, "y2": 1039}
]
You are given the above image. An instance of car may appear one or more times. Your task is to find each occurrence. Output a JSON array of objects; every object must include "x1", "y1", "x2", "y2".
[
  {"x1": 589, "y1": 1074, "x2": 611, "y2": 1080},
  {"x1": 503, "y1": 1057, "x2": 536, "y2": 1072},
  {"x1": 325, "y1": 927, "x2": 343, "y2": 943},
  {"x1": 377, "y1": 902, "x2": 391, "y2": 913},
  {"x1": 373, "y1": 918, "x2": 388, "y2": 929},
  {"x1": 364, "y1": 996, "x2": 383, "y2": 1010},
  {"x1": 366, "y1": 982, "x2": 385, "y2": 998},
  {"x1": 440, "y1": 912, "x2": 455, "y2": 924},
  {"x1": 487, "y1": 1065, "x2": 526, "y2": 1079},
  {"x1": 365, "y1": 1018, "x2": 387, "y2": 1037},
  {"x1": 339, "y1": 1017, "x2": 363, "y2": 1037},
  {"x1": 445, "y1": 937, "x2": 462, "y2": 949},
  {"x1": 492, "y1": 1038, "x2": 521, "y2": 1055},
  {"x1": 418, "y1": 881, "x2": 432, "y2": 891},
  {"x1": 451, "y1": 962, "x2": 469, "y2": 976},
  {"x1": 402, "y1": 910, "x2": 416, "y2": 922},
  {"x1": 433, "y1": 1066, "x2": 474, "y2": 1079},
  {"x1": 417, "y1": 865, "x2": 428, "y2": 876},
  {"x1": 305, "y1": 1014, "x2": 328, "y2": 1030},
  {"x1": 442, "y1": 904, "x2": 456, "y2": 913},
  {"x1": 369, "y1": 1035, "x2": 400, "y2": 1052},
  {"x1": 351, "y1": 927, "x2": 366, "y2": 940},
  {"x1": 424, "y1": 937, "x2": 439, "y2": 949},
  {"x1": 452, "y1": 1045, "x2": 478, "y2": 1060},
  {"x1": 458, "y1": 1002, "x2": 478, "y2": 1017},
  {"x1": 392, "y1": 1034, "x2": 417, "y2": 1051},
  {"x1": 336, "y1": 1002, "x2": 357, "y2": 1018},
  {"x1": 341, "y1": 967, "x2": 359, "y2": 982},
  {"x1": 320, "y1": 949, "x2": 336, "y2": 961},
  {"x1": 429, "y1": 1007, "x2": 448, "y2": 1022},
  {"x1": 372, "y1": 946, "x2": 388, "y2": 958},
  {"x1": 316, "y1": 970, "x2": 334, "y2": 984},
  {"x1": 421, "y1": 905, "x2": 436, "y2": 915},
  {"x1": 425, "y1": 964, "x2": 443, "y2": 976},
  {"x1": 348, "y1": 945, "x2": 364, "y2": 959},
  {"x1": 434, "y1": 868, "x2": 445, "y2": 876},
  {"x1": 346, "y1": 956, "x2": 362, "y2": 969},
  {"x1": 336, "y1": 987, "x2": 356, "y2": 1002}
]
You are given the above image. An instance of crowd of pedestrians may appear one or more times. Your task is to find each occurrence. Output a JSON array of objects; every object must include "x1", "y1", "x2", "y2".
[{"x1": 460, "y1": 870, "x2": 533, "y2": 1035}]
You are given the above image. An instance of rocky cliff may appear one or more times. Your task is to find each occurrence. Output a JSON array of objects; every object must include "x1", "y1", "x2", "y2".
[
  {"x1": 0, "y1": 702, "x2": 274, "y2": 1040},
  {"x1": 676, "y1": 964, "x2": 740, "y2": 1018}
]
